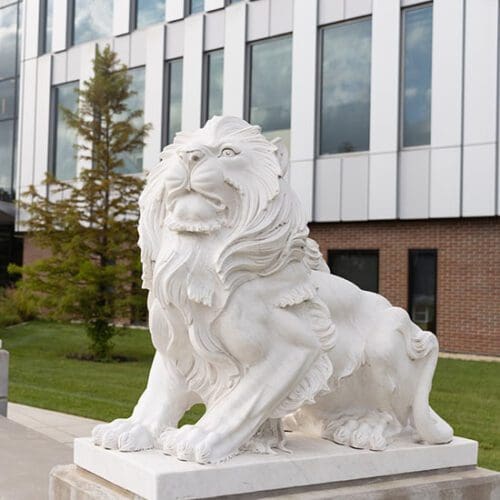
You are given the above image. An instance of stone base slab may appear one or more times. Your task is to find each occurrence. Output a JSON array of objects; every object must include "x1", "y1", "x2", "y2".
[
  {"x1": 50, "y1": 464, "x2": 500, "y2": 500},
  {"x1": 72, "y1": 434, "x2": 479, "y2": 499}
]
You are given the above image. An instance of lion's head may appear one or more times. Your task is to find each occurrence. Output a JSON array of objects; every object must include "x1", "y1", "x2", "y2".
[{"x1": 139, "y1": 116, "x2": 326, "y2": 291}]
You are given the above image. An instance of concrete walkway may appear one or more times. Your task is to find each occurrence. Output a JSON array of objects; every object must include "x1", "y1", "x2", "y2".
[{"x1": 7, "y1": 402, "x2": 103, "y2": 447}]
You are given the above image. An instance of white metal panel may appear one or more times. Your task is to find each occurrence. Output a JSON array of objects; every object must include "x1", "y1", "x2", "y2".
[
  {"x1": 462, "y1": 144, "x2": 496, "y2": 216},
  {"x1": 370, "y1": 0, "x2": 399, "y2": 153},
  {"x1": 401, "y1": 0, "x2": 434, "y2": 6},
  {"x1": 34, "y1": 55, "x2": 52, "y2": 185},
  {"x1": 341, "y1": 155, "x2": 369, "y2": 221},
  {"x1": 368, "y1": 153, "x2": 397, "y2": 219},
  {"x1": 165, "y1": 21, "x2": 185, "y2": 59},
  {"x1": 181, "y1": 15, "x2": 204, "y2": 132},
  {"x1": 222, "y1": 2, "x2": 246, "y2": 117},
  {"x1": 318, "y1": 0, "x2": 343, "y2": 26},
  {"x1": 429, "y1": 147, "x2": 461, "y2": 218},
  {"x1": 204, "y1": 9, "x2": 225, "y2": 50},
  {"x1": 143, "y1": 25, "x2": 165, "y2": 171},
  {"x1": 51, "y1": 52, "x2": 67, "y2": 84},
  {"x1": 130, "y1": 30, "x2": 147, "y2": 67},
  {"x1": 399, "y1": 148, "x2": 430, "y2": 219},
  {"x1": 270, "y1": 0, "x2": 293, "y2": 36},
  {"x1": 205, "y1": 0, "x2": 225, "y2": 12},
  {"x1": 113, "y1": 35, "x2": 131, "y2": 66},
  {"x1": 431, "y1": 0, "x2": 463, "y2": 148},
  {"x1": 52, "y1": 0, "x2": 68, "y2": 53},
  {"x1": 345, "y1": 0, "x2": 372, "y2": 19},
  {"x1": 23, "y1": 0, "x2": 40, "y2": 60},
  {"x1": 18, "y1": 59, "x2": 38, "y2": 190},
  {"x1": 290, "y1": 160, "x2": 314, "y2": 222},
  {"x1": 66, "y1": 46, "x2": 82, "y2": 81},
  {"x1": 113, "y1": 0, "x2": 131, "y2": 36},
  {"x1": 314, "y1": 157, "x2": 341, "y2": 222},
  {"x1": 463, "y1": 0, "x2": 498, "y2": 145},
  {"x1": 166, "y1": 0, "x2": 185, "y2": 22},
  {"x1": 290, "y1": 0, "x2": 317, "y2": 162},
  {"x1": 247, "y1": 0, "x2": 269, "y2": 41}
]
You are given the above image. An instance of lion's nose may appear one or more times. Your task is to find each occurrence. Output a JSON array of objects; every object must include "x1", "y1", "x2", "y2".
[{"x1": 178, "y1": 149, "x2": 205, "y2": 168}]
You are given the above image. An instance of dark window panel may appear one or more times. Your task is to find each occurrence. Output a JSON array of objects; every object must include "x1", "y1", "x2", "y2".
[
  {"x1": 248, "y1": 35, "x2": 292, "y2": 146},
  {"x1": 0, "y1": 3, "x2": 18, "y2": 80},
  {"x1": 402, "y1": 5, "x2": 432, "y2": 147},
  {"x1": 328, "y1": 250, "x2": 379, "y2": 293},
  {"x1": 320, "y1": 18, "x2": 371, "y2": 155},
  {"x1": 118, "y1": 67, "x2": 146, "y2": 174},
  {"x1": 203, "y1": 49, "x2": 223, "y2": 124},
  {"x1": 73, "y1": 0, "x2": 113, "y2": 45},
  {"x1": 41, "y1": 0, "x2": 54, "y2": 53},
  {"x1": 164, "y1": 59, "x2": 183, "y2": 146},
  {"x1": 190, "y1": 0, "x2": 204, "y2": 14},
  {"x1": 0, "y1": 120, "x2": 14, "y2": 196},
  {"x1": 409, "y1": 249, "x2": 437, "y2": 333},
  {"x1": 136, "y1": 0, "x2": 164, "y2": 29},
  {"x1": 0, "y1": 78, "x2": 15, "y2": 120},
  {"x1": 52, "y1": 81, "x2": 79, "y2": 180}
]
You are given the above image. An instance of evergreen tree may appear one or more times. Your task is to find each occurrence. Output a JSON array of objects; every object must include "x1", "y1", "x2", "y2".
[{"x1": 10, "y1": 45, "x2": 151, "y2": 360}]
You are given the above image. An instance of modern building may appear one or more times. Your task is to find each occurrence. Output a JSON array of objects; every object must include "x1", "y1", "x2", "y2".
[{"x1": 2, "y1": 0, "x2": 500, "y2": 355}]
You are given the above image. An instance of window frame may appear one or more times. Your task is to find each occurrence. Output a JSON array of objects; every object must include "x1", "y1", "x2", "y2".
[
  {"x1": 201, "y1": 48, "x2": 224, "y2": 126},
  {"x1": 244, "y1": 33, "x2": 293, "y2": 135},
  {"x1": 162, "y1": 57, "x2": 183, "y2": 148},
  {"x1": 399, "y1": 2, "x2": 433, "y2": 150},
  {"x1": 316, "y1": 16, "x2": 372, "y2": 158},
  {"x1": 408, "y1": 248, "x2": 437, "y2": 334},
  {"x1": 327, "y1": 249, "x2": 380, "y2": 293}
]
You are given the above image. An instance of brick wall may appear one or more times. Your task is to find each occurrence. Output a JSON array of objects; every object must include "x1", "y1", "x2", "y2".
[
  {"x1": 22, "y1": 236, "x2": 51, "y2": 265},
  {"x1": 309, "y1": 217, "x2": 500, "y2": 356}
]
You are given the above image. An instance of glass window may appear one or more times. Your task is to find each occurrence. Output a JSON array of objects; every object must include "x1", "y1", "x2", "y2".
[
  {"x1": 52, "y1": 81, "x2": 79, "y2": 180},
  {"x1": 164, "y1": 59, "x2": 183, "y2": 146},
  {"x1": 409, "y1": 249, "x2": 437, "y2": 333},
  {"x1": 41, "y1": 0, "x2": 54, "y2": 53},
  {"x1": 0, "y1": 3, "x2": 18, "y2": 80},
  {"x1": 73, "y1": 0, "x2": 113, "y2": 45},
  {"x1": 189, "y1": 0, "x2": 204, "y2": 14},
  {"x1": 0, "y1": 78, "x2": 15, "y2": 120},
  {"x1": 0, "y1": 120, "x2": 14, "y2": 194},
  {"x1": 118, "y1": 67, "x2": 146, "y2": 174},
  {"x1": 401, "y1": 5, "x2": 432, "y2": 147},
  {"x1": 248, "y1": 35, "x2": 292, "y2": 146},
  {"x1": 320, "y1": 18, "x2": 371, "y2": 155},
  {"x1": 328, "y1": 250, "x2": 379, "y2": 293},
  {"x1": 135, "y1": 0, "x2": 164, "y2": 29},
  {"x1": 203, "y1": 49, "x2": 223, "y2": 124}
]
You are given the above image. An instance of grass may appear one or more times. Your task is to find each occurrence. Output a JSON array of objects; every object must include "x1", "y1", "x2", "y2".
[{"x1": 1, "y1": 321, "x2": 498, "y2": 470}]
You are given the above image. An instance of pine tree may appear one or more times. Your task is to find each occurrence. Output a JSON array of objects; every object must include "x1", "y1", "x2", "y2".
[{"x1": 10, "y1": 45, "x2": 151, "y2": 360}]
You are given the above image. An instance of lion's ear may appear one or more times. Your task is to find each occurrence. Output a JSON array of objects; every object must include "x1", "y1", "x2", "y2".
[{"x1": 271, "y1": 137, "x2": 289, "y2": 179}]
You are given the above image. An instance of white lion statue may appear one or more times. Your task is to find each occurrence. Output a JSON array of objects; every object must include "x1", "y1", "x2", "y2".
[{"x1": 92, "y1": 116, "x2": 453, "y2": 464}]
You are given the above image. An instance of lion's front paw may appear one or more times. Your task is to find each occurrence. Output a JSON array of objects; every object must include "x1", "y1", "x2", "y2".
[
  {"x1": 92, "y1": 419, "x2": 154, "y2": 452},
  {"x1": 159, "y1": 425, "x2": 228, "y2": 464}
]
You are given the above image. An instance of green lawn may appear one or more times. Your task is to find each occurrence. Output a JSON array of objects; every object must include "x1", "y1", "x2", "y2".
[{"x1": 1, "y1": 321, "x2": 498, "y2": 470}]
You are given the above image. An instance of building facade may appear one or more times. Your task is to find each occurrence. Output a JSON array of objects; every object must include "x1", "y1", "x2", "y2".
[{"x1": 6, "y1": 0, "x2": 500, "y2": 354}]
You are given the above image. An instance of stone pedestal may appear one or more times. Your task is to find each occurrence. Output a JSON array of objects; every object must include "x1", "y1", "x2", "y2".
[
  {"x1": 49, "y1": 434, "x2": 495, "y2": 500},
  {"x1": 0, "y1": 349, "x2": 9, "y2": 416}
]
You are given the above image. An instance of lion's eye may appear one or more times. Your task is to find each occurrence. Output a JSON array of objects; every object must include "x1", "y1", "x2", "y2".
[{"x1": 220, "y1": 147, "x2": 238, "y2": 158}]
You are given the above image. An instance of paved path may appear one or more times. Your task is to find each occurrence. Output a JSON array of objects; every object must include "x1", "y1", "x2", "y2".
[{"x1": 7, "y1": 402, "x2": 103, "y2": 447}]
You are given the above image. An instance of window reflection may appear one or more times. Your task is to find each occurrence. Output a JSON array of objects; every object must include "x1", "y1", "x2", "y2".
[
  {"x1": 118, "y1": 67, "x2": 146, "y2": 174},
  {"x1": 0, "y1": 79, "x2": 15, "y2": 120},
  {"x1": 248, "y1": 35, "x2": 292, "y2": 146},
  {"x1": 203, "y1": 49, "x2": 223, "y2": 124},
  {"x1": 328, "y1": 250, "x2": 379, "y2": 293},
  {"x1": 320, "y1": 19, "x2": 371, "y2": 155},
  {"x1": 52, "y1": 81, "x2": 79, "y2": 180},
  {"x1": 73, "y1": 0, "x2": 112, "y2": 45},
  {"x1": 402, "y1": 5, "x2": 432, "y2": 147},
  {"x1": 136, "y1": 0, "x2": 164, "y2": 29},
  {"x1": 164, "y1": 59, "x2": 183, "y2": 146},
  {"x1": 0, "y1": 4, "x2": 18, "y2": 80},
  {"x1": 42, "y1": 0, "x2": 54, "y2": 53},
  {"x1": 190, "y1": 0, "x2": 204, "y2": 14},
  {"x1": 0, "y1": 120, "x2": 14, "y2": 193}
]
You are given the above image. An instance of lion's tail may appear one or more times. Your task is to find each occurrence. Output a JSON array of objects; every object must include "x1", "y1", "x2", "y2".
[{"x1": 393, "y1": 307, "x2": 453, "y2": 444}]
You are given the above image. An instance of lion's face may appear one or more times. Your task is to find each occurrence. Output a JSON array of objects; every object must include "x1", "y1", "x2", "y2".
[{"x1": 158, "y1": 116, "x2": 287, "y2": 234}]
